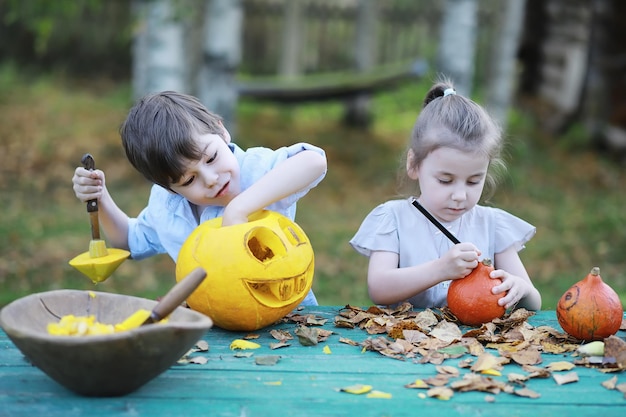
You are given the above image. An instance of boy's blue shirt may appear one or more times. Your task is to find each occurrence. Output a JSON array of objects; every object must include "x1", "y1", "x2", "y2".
[{"x1": 126, "y1": 142, "x2": 325, "y2": 305}]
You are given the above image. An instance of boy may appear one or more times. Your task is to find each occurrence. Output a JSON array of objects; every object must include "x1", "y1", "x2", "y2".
[{"x1": 72, "y1": 91, "x2": 327, "y2": 304}]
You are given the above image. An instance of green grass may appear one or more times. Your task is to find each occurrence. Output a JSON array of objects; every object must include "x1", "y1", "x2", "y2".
[{"x1": 1, "y1": 67, "x2": 625, "y2": 310}]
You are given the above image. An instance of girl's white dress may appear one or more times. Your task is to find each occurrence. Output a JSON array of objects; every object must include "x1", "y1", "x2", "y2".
[{"x1": 349, "y1": 198, "x2": 536, "y2": 308}]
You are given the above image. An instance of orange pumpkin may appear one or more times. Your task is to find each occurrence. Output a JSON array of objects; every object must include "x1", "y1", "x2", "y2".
[
  {"x1": 446, "y1": 258, "x2": 506, "y2": 326},
  {"x1": 556, "y1": 267, "x2": 623, "y2": 341}
]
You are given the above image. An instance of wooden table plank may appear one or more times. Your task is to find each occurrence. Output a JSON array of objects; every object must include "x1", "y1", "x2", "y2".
[{"x1": 1, "y1": 307, "x2": 625, "y2": 417}]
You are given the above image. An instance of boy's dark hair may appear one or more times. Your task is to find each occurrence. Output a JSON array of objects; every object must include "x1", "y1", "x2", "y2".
[{"x1": 120, "y1": 91, "x2": 224, "y2": 190}]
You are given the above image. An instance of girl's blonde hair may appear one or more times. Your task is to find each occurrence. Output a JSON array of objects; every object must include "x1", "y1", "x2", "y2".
[{"x1": 400, "y1": 78, "x2": 505, "y2": 200}]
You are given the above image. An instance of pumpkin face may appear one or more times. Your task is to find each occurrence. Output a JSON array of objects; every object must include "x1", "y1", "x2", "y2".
[
  {"x1": 446, "y1": 258, "x2": 506, "y2": 326},
  {"x1": 175, "y1": 211, "x2": 314, "y2": 331},
  {"x1": 556, "y1": 267, "x2": 623, "y2": 341}
]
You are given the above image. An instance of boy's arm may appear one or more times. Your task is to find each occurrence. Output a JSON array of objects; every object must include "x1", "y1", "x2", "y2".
[
  {"x1": 95, "y1": 187, "x2": 131, "y2": 250},
  {"x1": 221, "y1": 150, "x2": 326, "y2": 226}
]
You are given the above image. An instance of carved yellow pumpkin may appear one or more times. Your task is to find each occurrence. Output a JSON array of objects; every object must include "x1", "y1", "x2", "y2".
[{"x1": 175, "y1": 210, "x2": 314, "y2": 331}]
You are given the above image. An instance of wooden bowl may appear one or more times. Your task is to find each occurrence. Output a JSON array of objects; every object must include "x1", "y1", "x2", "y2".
[{"x1": 0, "y1": 289, "x2": 213, "y2": 397}]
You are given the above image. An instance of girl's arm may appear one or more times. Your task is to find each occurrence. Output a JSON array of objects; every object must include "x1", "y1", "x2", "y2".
[
  {"x1": 367, "y1": 243, "x2": 481, "y2": 305},
  {"x1": 491, "y1": 246, "x2": 542, "y2": 310},
  {"x1": 72, "y1": 167, "x2": 131, "y2": 250},
  {"x1": 221, "y1": 150, "x2": 327, "y2": 226}
]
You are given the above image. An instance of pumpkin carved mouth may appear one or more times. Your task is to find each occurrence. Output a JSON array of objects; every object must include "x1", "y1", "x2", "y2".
[{"x1": 243, "y1": 267, "x2": 312, "y2": 307}]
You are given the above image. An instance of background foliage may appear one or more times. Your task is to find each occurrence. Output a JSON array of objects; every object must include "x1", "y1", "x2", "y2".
[
  {"x1": 1, "y1": 64, "x2": 625, "y2": 310},
  {"x1": 1, "y1": 0, "x2": 625, "y2": 310}
]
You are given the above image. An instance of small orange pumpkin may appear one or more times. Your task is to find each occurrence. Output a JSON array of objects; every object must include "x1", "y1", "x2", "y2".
[
  {"x1": 447, "y1": 258, "x2": 506, "y2": 326},
  {"x1": 556, "y1": 267, "x2": 623, "y2": 341}
]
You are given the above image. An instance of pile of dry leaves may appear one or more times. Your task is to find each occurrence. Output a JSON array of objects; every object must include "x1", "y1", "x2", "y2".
[
  {"x1": 181, "y1": 303, "x2": 626, "y2": 401},
  {"x1": 325, "y1": 303, "x2": 626, "y2": 399}
]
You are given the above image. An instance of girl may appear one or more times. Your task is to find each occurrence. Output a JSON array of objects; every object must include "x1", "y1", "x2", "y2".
[
  {"x1": 350, "y1": 80, "x2": 541, "y2": 311},
  {"x1": 72, "y1": 91, "x2": 327, "y2": 305}
]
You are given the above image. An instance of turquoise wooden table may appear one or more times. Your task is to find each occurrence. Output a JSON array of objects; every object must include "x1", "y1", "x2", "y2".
[{"x1": 1, "y1": 307, "x2": 625, "y2": 417}]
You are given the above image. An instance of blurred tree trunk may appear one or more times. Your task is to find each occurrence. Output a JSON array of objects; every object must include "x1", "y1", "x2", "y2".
[
  {"x1": 279, "y1": 0, "x2": 303, "y2": 78},
  {"x1": 437, "y1": 0, "x2": 478, "y2": 95},
  {"x1": 343, "y1": 0, "x2": 379, "y2": 128},
  {"x1": 131, "y1": 0, "x2": 188, "y2": 100},
  {"x1": 197, "y1": 0, "x2": 242, "y2": 134},
  {"x1": 486, "y1": 0, "x2": 527, "y2": 130}
]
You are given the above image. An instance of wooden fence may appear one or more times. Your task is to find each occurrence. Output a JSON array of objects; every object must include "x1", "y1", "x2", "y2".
[{"x1": 240, "y1": 0, "x2": 443, "y2": 77}]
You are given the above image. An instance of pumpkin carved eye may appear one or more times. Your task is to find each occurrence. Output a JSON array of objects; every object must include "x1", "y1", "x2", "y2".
[{"x1": 246, "y1": 228, "x2": 285, "y2": 262}]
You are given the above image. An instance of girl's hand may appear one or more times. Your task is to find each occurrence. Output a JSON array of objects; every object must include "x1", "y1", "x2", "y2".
[
  {"x1": 490, "y1": 269, "x2": 535, "y2": 309},
  {"x1": 72, "y1": 167, "x2": 105, "y2": 202},
  {"x1": 440, "y1": 243, "x2": 481, "y2": 280}
]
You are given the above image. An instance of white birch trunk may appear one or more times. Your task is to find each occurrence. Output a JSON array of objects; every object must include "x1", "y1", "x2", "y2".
[
  {"x1": 197, "y1": 0, "x2": 242, "y2": 133},
  {"x1": 486, "y1": 0, "x2": 527, "y2": 129},
  {"x1": 279, "y1": 0, "x2": 303, "y2": 79},
  {"x1": 437, "y1": 0, "x2": 478, "y2": 96},
  {"x1": 344, "y1": 0, "x2": 378, "y2": 127},
  {"x1": 131, "y1": 0, "x2": 188, "y2": 100}
]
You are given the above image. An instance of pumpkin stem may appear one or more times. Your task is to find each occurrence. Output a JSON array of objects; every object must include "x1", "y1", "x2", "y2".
[
  {"x1": 590, "y1": 267, "x2": 600, "y2": 276},
  {"x1": 481, "y1": 258, "x2": 492, "y2": 267}
]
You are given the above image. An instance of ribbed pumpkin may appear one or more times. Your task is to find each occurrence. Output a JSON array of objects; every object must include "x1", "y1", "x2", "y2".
[
  {"x1": 556, "y1": 267, "x2": 623, "y2": 341},
  {"x1": 446, "y1": 258, "x2": 506, "y2": 326}
]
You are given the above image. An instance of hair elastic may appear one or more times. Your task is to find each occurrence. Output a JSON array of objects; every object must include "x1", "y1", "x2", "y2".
[{"x1": 443, "y1": 88, "x2": 456, "y2": 97}]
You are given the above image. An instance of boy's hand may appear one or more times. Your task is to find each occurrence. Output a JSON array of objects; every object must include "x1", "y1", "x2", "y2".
[{"x1": 72, "y1": 167, "x2": 105, "y2": 202}]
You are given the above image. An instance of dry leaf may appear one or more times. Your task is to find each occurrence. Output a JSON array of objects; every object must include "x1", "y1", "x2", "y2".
[
  {"x1": 263, "y1": 380, "x2": 282, "y2": 386},
  {"x1": 305, "y1": 315, "x2": 328, "y2": 326},
  {"x1": 294, "y1": 325, "x2": 319, "y2": 346},
  {"x1": 604, "y1": 335, "x2": 626, "y2": 369},
  {"x1": 269, "y1": 341, "x2": 290, "y2": 350},
  {"x1": 436, "y1": 365, "x2": 460, "y2": 377},
  {"x1": 229, "y1": 339, "x2": 261, "y2": 350},
  {"x1": 255, "y1": 355, "x2": 280, "y2": 366},
  {"x1": 340, "y1": 384, "x2": 373, "y2": 395},
  {"x1": 508, "y1": 346, "x2": 543, "y2": 366},
  {"x1": 552, "y1": 371, "x2": 579, "y2": 385},
  {"x1": 405, "y1": 379, "x2": 430, "y2": 389},
  {"x1": 430, "y1": 321, "x2": 462, "y2": 344},
  {"x1": 427, "y1": 386, "x2": 454, "y2": 400},
  {"x1": 414, "y1": 309, "x2": 440, "y2": 329},
  {"x1": 366, "y1": 390, "x2": 392, "y2": 399},
  {"x1": 513, "y1": 388, "x2": 541, "y2": 398},
  {"x1": 521, "y1": 365, "x2": 551, "y2": 379},
  {"x1": 195, "y1": 340, "x2": 209, "y2": 351},
  {"x1": 424, "y1": 374, "x2": 451, "y2": 387},
  {"x1": 546, "y1": 361, "x2": 575, "y2": 372},
  {"x1": 601, "y1": 376, "x2": 618, "y2": 390},
  {"x1": 403, "y1": 329, "x2": 428, "y2": 343},
  {"x1": 471, "y1": 352, "x2": 507, "y2": 372},
  {"x1": 481, "y1": 369, "x2": 502, "y2": 376},
  {"x1": 450, "y1": 373, "x2": 507, "y2": 394},
  {"x1": 507, "y1": 372, "x2": 530, "y2": 383},
  {"x1": 269, "y1": 329, "x2": 293, "y2": 342},
  {"x1": 339, "y1": 337, "x2": 359, "y2": 346}
]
